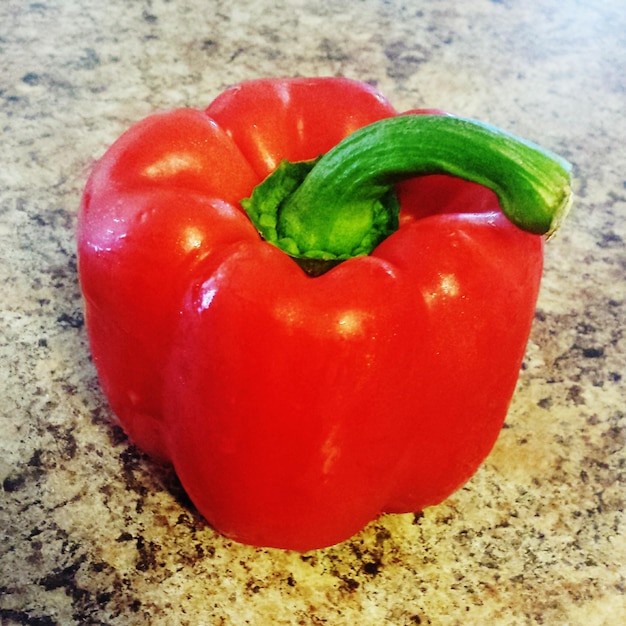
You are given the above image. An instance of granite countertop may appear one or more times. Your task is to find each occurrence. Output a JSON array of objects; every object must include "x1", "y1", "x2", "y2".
[{"x1": 1, "y1": 0, "x2": 625, "y2": 624}]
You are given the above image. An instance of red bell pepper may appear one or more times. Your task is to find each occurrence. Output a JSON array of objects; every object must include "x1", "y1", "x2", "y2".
[{"x1": 77, "y1": 77, "x2": 572, "y2": 551}]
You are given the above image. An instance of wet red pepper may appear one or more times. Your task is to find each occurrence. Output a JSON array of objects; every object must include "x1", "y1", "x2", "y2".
[{"x1": 77, "y1": 78, "x2": 572, "y2": 550}]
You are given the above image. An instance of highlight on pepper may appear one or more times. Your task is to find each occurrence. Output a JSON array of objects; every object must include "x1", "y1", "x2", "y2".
[{"x1": 77, "y1": 77, "x2": 572, "y2": 551}]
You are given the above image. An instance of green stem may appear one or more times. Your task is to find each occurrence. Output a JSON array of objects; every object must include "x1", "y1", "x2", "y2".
[{"x1": 241, "y1": 114, "x2": 573, "y2": 266}]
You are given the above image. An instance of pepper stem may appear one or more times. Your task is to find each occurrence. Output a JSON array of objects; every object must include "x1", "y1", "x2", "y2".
[{"x1": 241, "y1": 115, "x2": 573, "y2": 266}]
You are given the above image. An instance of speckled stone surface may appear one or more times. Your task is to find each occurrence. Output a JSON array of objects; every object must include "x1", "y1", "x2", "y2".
[{"x1": 1, "y1": 0, "x2": 625, "y2": 624}]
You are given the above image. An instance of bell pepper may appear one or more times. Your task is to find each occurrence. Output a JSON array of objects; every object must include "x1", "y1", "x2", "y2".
[{"x1": 77, "y1": 77, "x2": 572, "y2": 551}]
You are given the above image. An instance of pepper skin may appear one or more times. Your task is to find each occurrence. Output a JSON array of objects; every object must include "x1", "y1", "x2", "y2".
[{"x1": 78, "y1": 78, "x2": 556, "y2": 551}]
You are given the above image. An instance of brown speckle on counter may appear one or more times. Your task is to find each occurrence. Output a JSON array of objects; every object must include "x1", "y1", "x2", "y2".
[{"x1": 1, "y1": 0, "x2": 625, "y2": 624}]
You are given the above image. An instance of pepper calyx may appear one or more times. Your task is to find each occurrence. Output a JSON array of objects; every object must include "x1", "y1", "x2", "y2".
[{"x1": 241, "y1": 157, "x2": 400, "y2": 264}]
